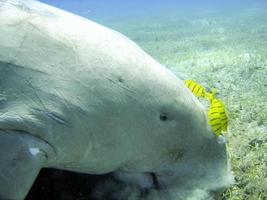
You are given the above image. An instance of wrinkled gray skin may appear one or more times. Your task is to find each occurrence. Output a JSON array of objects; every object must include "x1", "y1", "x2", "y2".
[{"x1": 0, "y1": 0, "x2": 232, "y2": 200}]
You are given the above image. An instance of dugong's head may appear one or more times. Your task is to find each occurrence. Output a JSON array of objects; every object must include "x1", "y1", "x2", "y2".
[
  {"x1": 104, "y1": 59, "x2": 233, "y2": 199},
  {"x1": 87, "y1": 52, "x2": 233, "y2": 199}
]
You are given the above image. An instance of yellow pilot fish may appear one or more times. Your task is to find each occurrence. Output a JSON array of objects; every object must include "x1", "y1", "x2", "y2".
[
  {"x1": 184, "y1": 80, "x2": 206, "y2": 98},
  {"x1": 208, "y1": 97, "x2": 228, "y2": 136},
  {"x1": 184, "y1": 79, "x2": 228, "y2": 136}
]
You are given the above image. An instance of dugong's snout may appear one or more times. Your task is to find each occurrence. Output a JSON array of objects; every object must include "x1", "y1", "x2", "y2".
[{"x1": 133, "y1": 72, "x2": 232, "y2": 195}]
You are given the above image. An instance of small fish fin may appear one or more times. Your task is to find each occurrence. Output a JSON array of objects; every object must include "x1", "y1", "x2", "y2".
[
  {"x1": 205, "y1": 92, "x2": 214, "y2": 101},
  {"x1": 205, "y1": 88, "x2": 217, "y2": 102},
  {"x1": 211, "y1": 88, "x2": 217, "y2": 96}
]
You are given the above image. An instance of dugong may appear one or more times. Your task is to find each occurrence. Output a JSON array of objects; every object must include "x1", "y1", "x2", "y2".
[{"x1": 0, "y1": 0, "x2": 232, "y2": 199}]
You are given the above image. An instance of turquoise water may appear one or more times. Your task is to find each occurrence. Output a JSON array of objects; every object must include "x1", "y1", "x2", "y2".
[
  {"x1": 35, "y1": 0, "x2": 267, "y2": 199},
  {"x1": 40, "y1": 0, "x2": 267, "y2": 20}
]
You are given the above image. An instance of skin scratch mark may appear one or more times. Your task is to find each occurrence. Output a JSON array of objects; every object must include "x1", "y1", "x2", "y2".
[
  {"x1": 0, "y1": 170, "x2": 9, "y2": 182},
  {"x1": 23, "y1": 78, "x2": 48, "y2": 113},
  {"x1": 83, "y1": 139, "x2": 93, "y2": 159},
  {"x1": 2, "y1": 61, "x2": 50, "y2": 76},
  {"x1": 106, "y1": 77, "x2": 135, "y2": 94},
  {"x1": 45, "y1": 112, "x2": 67, "y2": 125}
]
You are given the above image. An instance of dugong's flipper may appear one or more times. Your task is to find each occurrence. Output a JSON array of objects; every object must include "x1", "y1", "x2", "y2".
[{"x1": 0, "y1": 130, "x2": 54, "y2": 200}]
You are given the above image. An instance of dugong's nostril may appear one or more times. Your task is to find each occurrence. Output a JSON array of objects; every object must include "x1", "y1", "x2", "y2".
[{"x1": 160, "y1": 113, "x2": 168, "y2": 121}]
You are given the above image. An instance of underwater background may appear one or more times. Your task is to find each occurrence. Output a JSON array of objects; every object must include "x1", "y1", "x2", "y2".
[{"x1": 27, "y1": 0, "x2": 267, "y2": 199}]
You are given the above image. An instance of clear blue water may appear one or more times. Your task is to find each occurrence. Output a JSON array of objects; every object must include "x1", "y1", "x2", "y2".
[{"x1": 40, "y1": 0, "x2": 267, "y2": 22}]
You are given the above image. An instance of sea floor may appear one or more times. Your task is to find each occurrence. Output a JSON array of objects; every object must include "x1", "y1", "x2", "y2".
[{"x1": 100, "y1": 5, "x2": 267, "y2": 200}]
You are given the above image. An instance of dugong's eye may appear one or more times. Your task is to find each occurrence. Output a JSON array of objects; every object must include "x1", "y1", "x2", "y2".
[{"x1": 160, "y1": 113, "x2": 168, "y2": 121}]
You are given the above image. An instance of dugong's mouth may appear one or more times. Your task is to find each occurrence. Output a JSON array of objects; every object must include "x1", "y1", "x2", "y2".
[{"x1": 88, "y1": 170, "x2": 231, "y2": 200}]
